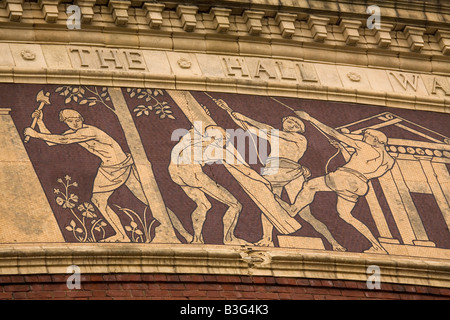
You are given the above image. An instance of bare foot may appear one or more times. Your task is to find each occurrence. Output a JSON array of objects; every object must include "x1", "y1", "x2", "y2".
[
  {"x1": 364, "y1": 245, "x2": 387, "y2": 254},
  {"x1": 254, "y1": 238, "x2": 274, "y2": 247},
  {"x1": 224, "y1": 237, "x2": 252, "y2": 246},
  {"x1": 332, "y1": 245, "x2": 347, "y2": 252},
  {"x1": 189, "y1": 235, "x2": 204, "y2": 244}
]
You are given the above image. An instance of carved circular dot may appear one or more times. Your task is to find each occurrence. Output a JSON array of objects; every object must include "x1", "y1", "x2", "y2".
[
  {"x1": 415, "y1": 148, "x2": 425, "y2": 155},
  {"x1": 398, "y1": 146, "x2": 406, "y2": 153},
  {"x1": 425, "y1": 149, "x2": 433, "y2": 156},
  {"x1": 407, "y1": 147, "x2": 415, "y2": 154},
  {"x1": 444, "y1": 151, "x2": 450, "y2": 158},
  {"x1": 434, "y1": 150, "x2": 443, "y2": 157},
  {"x1": 389, "y1": 146, "x2": 397, "y2": 152}
]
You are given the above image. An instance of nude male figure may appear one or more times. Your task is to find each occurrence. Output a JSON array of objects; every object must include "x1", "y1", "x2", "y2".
[
  {"x1": 276, "y1": 110, "x2": 395, "y2": 254},
  {"x1": 168, "y1": 124, "x2": 270, "y2": 245},
  {"x1": 24, "y1": 108, "x2": 150, "y2": 242},
  {"x1": 215, "y1": 99, "x2": 345, "y2": 250}
]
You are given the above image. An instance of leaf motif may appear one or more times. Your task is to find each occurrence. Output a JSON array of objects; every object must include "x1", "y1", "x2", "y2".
[
  {"x1": 69, "y1": 194, "x2": 79, "y2": 203},
  {"x1": 125, "y1": 226, "x2": 132, "y2": 232},
  {"x1": 65, "y1": 226, "x2": 73, "y2": 231},
  {"x1": 55, "y1": 87, "x2": 64, "y2": 93},
  {"x1": 135, "y1": 229, "x2": 143, "y2": 235},
  {"x1": 167, "y1": 115, "x2": 176, "y2": 120},
  {"x1": 130, "y1": 221, "x2": 138, "y2": 228},
  {"x1": 75, "y1": 228, "x2": 83, "y2": 233},
  {"x1": 65, "y1": 96, "x2": 71, "y2": 104},
  {"x1": 70, "y1": 220, "x2": 76, "y2": 228},
  {"x1": 80, "y1": 99, "x2": 88, "y2": 105}
]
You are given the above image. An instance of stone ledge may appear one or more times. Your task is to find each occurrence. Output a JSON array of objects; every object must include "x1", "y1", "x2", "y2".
[{"x1": 0, "y1": 243, "x2": 449, "y2": 289}]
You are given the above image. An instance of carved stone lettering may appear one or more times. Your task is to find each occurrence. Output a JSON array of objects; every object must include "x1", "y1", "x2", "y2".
[
  {"x1": 123, "y1": 50, "x2": 146, "y2": 70},
  {"x1": 254, "y1": 60, "x2": 276, "y2": 79},
  {"x1": 222, "y1": 57, "x2": 250, "y2": 77},
  {"x1": 297, "y1": 63, "x2": 319, "y2": 82},
  {"x1": 389, "y1": 72, "x2": 420, "y2": 91},
  {"x1": 69, "y1": 48, "x2": 91, "y2": 67},
  {"x1": 275, "y1": 61, "x2": 297, "y2": 81},
  {"x1": 96, "y1": 49, "x2": 123, "y2": 69},
  {"x1": 431, "y1": 77, "x2": 450, "y2": 96},
  {"x1": 68, "y1": 47, "x2": 148, "y2": 71}
]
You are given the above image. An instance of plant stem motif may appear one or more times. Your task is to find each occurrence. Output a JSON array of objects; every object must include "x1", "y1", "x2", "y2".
[
  {"x1": 55, "y1": 86, "x2": 115, "y2": 113},
  {"x1": 54, "y1": 175, "x2": 107, "y2": 242},
  {"x1": 114, "y1": 205, "x2": 157, "y2": 243},
  {"x1": 127, "y1": 88, "x2": 175, "y2": 120}
]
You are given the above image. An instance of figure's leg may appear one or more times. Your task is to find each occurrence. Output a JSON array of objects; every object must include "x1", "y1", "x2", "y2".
[
  {"x1": 276, "y1": 176, "x2": 330, "y2": 217},
  {"x1": 180, "y1": 185, "x2": 211, "y2": 244},
  {"x1": 297, "y1": 206, "x2": 346, "y2": 251},
  {"x1": 125, "y1": 170, "x2": 148, "y2": 205},
  {"x1": 255, "y1": 186, "x2": 282, "y2": 247},
  {"x1": 195, "y1": 174, "x2": 247, "y2": 245},
  {"x1": 91, "y1": 191, "x2": 131, "y2": 242},
  {"x1": 336, "y1": 197, "x2": 386, "y2": 254}
]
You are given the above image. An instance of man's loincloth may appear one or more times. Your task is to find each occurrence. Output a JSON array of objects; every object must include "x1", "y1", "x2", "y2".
[
  {"x1": 92, "y1": 153, "x2": 137, "y2": 193},
  {"x1": 261, "y1": 157, "x2": 310, "y2": 188},
  {"x1": 324, "y1": 166, "x2": 369, "y2": 202}
]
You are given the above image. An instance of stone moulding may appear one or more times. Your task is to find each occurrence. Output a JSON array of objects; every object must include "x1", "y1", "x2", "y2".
[
  {"x1": 0, "y1": 244, "x2": 449, "y2": 288},
  {"x1": 0, "y1": 0, "x2": 449, "y2": 57}
]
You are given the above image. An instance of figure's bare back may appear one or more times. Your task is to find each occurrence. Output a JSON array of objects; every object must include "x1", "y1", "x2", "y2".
[{"x1": 75, "y1": 125, "x2": 128, "y2": 166}]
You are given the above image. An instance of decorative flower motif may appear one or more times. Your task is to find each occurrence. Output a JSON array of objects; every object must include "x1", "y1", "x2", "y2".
[
  {"x1": 21, "y1": 50, "x2": 36, "y2": 61},
  {"x1": 54, "y1": 175, "x2": 108, "y2": 242},
  {"x1": 347, "y1": 72, "x2": 361, "y2": 82},
  {"x1": 78, "y1": 202, "x2": 97, "y2": 218},
  {"x1": 56, "y1": 193, "x2": 78, "y2": 209},
  {"x1": 177, "y1": 58, "x2": 192, "y2": 69}
]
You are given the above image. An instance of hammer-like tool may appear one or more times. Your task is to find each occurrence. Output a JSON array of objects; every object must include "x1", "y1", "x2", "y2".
[{"x1": 24, "y1": 90, "x2": 51, "y2": 143}]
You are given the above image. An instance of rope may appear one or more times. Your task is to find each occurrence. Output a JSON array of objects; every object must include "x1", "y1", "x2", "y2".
[{"x1": 204, "y1": 92, "x2": 264, "y2": 165}]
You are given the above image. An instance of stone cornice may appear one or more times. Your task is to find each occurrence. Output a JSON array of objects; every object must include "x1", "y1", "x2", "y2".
[
  {"x1": 0, "y1": 243, "x2": 449, "y2": 288},
  {"x1": 0, "y1": 0, "x2": 449, "y2": 57}
]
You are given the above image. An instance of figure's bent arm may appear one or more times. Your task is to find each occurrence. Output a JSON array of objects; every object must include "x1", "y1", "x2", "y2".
[
  {"x1": 35, "y1": 128, "x2": 95, "y2": 145},
  {"x1": 35, "y1": 120, "x2": 56, "y2": 146}
]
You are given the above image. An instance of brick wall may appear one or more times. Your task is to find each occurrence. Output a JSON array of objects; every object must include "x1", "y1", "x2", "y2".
[{"x1": 0, "y1": 273, "x2": 449, "y2": 300}]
